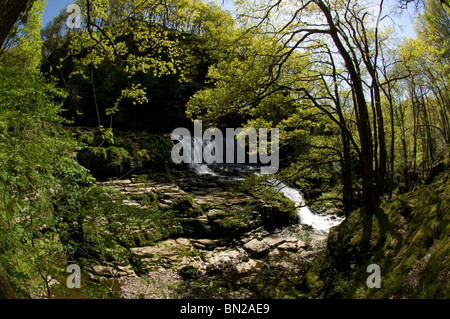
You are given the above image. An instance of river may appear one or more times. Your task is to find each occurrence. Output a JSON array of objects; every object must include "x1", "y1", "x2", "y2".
[{"x1": 173, "y1": 135, "x2": 345, "y2": 233}]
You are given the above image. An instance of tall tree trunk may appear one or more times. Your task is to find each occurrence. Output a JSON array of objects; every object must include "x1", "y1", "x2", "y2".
[
  {"x1": 388, "y1": 88, "x2": 396, "y2": 196},
  {"x1": 0, "y1": 0, "x2": 31, "y2": 48},
  {"x1": 396, "y1": 101, "x2": 409, "y2": 191},
  {"x1": 371, "y1": 87, "x2": 379, "y2": 193},
  {"x1": 412, "y1": 86, "x2": 418, "y2": 184},
  {"x1": 315, "y1": 0, "x2": 376, "y2": 251},
  {"x1": 341, "y1": 130, "x2": 354, "y2": 217},
  {"x1": 334, "y1": 87, "x2": 354, "y2": 217},
  {"x1": 316, "y1": 0, "x2": 376, "y2": 207},
  {"x1": 328, "y1": 45, "x2": 354, "y2": 217},
  {"x1": 374, "y1": 82, "x2": 387, "y2": 196},
  {"x1": 0, "y1": 266, "x2": 15, "y2": 299}
]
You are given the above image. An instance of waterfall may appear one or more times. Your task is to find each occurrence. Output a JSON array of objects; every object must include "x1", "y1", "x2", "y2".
[
  {"x1": 172, "y1": 135, "x2": 344, "y2": 232},
  {"x1": 268, "y1": 180, "x2": 345, "y2": 233},
  {"x1": 174, "y1": 135, "x2": 218, "y2": 175},
  {"x1": 172, "y1": 134, "x2": 261, "y2": 177}
]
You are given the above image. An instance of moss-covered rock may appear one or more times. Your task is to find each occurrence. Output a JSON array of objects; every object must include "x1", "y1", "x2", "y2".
[
  {"x1": 77, "y1": 146, "x2": 132, "y2": 178},
  {"x1": 318, "y1": 171, "x2": 450, "y2": 299},
  {"x1": 73, "y1": 128, "x2": 176, "y2": 179}
]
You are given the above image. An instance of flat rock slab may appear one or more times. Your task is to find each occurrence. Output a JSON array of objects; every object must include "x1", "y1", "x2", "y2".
[
  {"x1": 130, "y1": 238, "x2": 193, "y2": 258},
  {"x1": 261, "y1": 235, "x2": 286, "y2": 248},
  {"x1": 235, "y1": 259, "x2": 263, "y2": 275},
  {"x1": 91, "y1": 265, "x2": 135, "y2": 277},
  {"x1": 191, "y1": 238, "x2": 223, "y2": 250},
  {"x1": 277, "y1": 242, "x2": 300, "y2": 251}
]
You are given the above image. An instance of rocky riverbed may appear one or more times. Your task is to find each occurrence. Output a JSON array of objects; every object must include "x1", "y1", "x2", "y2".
[
  {"x1": 78, "y1": 171, "x2": 332, "y2": 299},
  {"x1": 117, "y1": 226, "x2": 327, "y2": 299}
]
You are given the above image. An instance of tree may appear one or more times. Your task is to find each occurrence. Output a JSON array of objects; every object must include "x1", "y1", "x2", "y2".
[
  {"x1": 0, "y1": 267, "x2": 15, "y2": 299},
  {"x1": 393, "y1": 0, "x2": 450, "y2": 184},
  {"x1": 418, "y1": 0, "x2": 450, "y2": 64},
  {"x1": 0, "y1": 0, "x2": 32, "y2": 50},
  {"x1": 231, "y1": 0, "x2": 391, "y2": 248},
  {"x1": 0, "y1": 0, "x2": 95, "y2": 298},
  {"x1": 41, "y1": 0, "x2": 237, "y2": 130},
  {"x1": 0, "y1": 0, "x2": 44, "y2": 69},
  {"x1": 0, "y1": 0, "x2": 34, "y2": 300}
]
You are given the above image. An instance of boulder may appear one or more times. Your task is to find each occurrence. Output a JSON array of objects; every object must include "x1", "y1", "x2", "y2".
[
  {"x1": 130, "y1": 246, "x2": 165, "y2": 258},
  {"x1": 206, "y1": 209, "x2": 224, "y2": 218},
  {"x1": 243, "y1": 239, "x2": 271, "y2": 258},
  {"x1": 117, "y1": 265, "x2": 137, "y2": 277},
  {"x1": 175, "y1": 237, "x2": 192, "y2": 248},
  {"x1": 91, "y1": 265, "x2": 115, "y2": 277},
  {"x1": 203, "y1": 249, "x2": 244, "y2": 273},
  {"x1": 130, "y1": 239, "x2": 196, "y2": 270}
]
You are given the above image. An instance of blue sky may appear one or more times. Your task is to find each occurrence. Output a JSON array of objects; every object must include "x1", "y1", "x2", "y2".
[
  {"x1": 41, "y1": 0, "x2": 235, "y2": 27},
  {"x1": 41, "y1": 0, "x2": 416, "y2": 38},
  {"x1": 42, "y1": 0, "x2": 73, "y2": 27}
]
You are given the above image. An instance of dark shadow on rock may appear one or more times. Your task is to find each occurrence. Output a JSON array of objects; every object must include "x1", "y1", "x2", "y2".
[{"x1": 374, "y1": 206, "x2": 389, "y2": 249}]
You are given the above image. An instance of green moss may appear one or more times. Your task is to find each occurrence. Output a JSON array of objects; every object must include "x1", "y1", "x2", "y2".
[
  {"x1": 407, "y1": 229, "x2": 429, "y2": 254},
  {"x1": 319, "y1": 171, "x2": 450, "y2": 299},
  {"x1": 305, "y1": 268, "x2": 324, "y2": 292},
  {"x1": 75, "y1": 129, "x2": 176, "y2": 178},
  {"x1": 106, "y1": 146, "x2": 131, "y2": 168},
  {"x1": 180, "y1": 219, "x2": 211, "y2": 237},
  {"x1": 90, "y1": 146, "x2": 107, "y2": 159},
  {"x1": 196, "y1": 202, "x2": 211, "y2": 215},
  {"x1": 217, "y1": 217, "x2": 244, "y2": 234},
  {"x1": 172, "y1": 195, "x2": 201, "y2": 217},
  {"x1": 416, "y1": 238, "x2": 450, "y2": 298},
  {"x1": 78, "y1": 186, "x2": 187, "y2": 254}
]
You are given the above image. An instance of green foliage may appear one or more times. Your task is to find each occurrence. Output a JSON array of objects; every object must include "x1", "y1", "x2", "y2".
[
  {"x1": 74, "y1": 129, "x2": 175, "y2": 178},
  {"x1": 173, "y1": 195, "x2": 196, "y2": 216},
  {"x1": 0, "y1": 0, "x2": 447, "y2": 300},
  {"x1": 0, "y1": 2, "x2": 99, "y2": 297},
  {"x1": 41, "y1": 0, "x2": 236, "y2": 131},
  {"x1": 418, "y1": 0, "x2": 450, "y2": 64},
  {"x1": 1, "y1": 0, "x2": 45, "y2": 70},
  {"x1": 186, "y1": 32, "x2": 307, "y2": 128},
  {"x1": 0, "y1": 64, "x2": 94, "y2": 297}
]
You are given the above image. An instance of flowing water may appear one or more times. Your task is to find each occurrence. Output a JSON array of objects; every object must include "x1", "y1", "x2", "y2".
[
  {"x1": 267, "y1": 180, "x2": 345, "y2": 233},
  {"x1": 173, "y1": 135, "x2": 345, "y2": 233}
]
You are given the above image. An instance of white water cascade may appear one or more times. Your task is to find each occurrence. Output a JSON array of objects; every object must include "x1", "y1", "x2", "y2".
[
  {"x1": 172, "y1": 135, "x2": 261, "y2": 178},
  {"x1": 172, "y1": 135, "x2": 345, "y2": 233},
  {"x1": 268, "y1": 180, "x2": 345, "y2": 233},
  {"x1": 174, "y1": 135, "x2": 218, "y2": 175}
]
